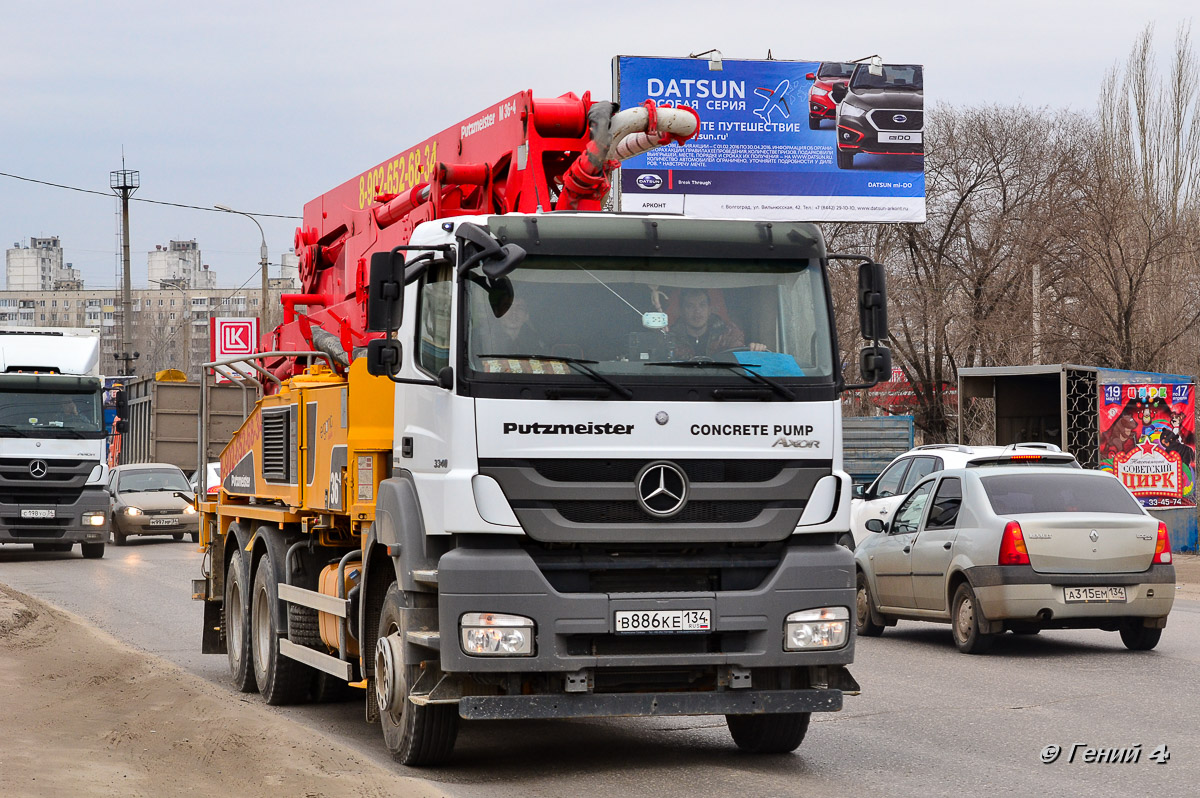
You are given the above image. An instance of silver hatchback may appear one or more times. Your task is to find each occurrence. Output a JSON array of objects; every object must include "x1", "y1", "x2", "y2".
[{"x1": 854, "y1": 466, "x2": 1175, "y2": 653}]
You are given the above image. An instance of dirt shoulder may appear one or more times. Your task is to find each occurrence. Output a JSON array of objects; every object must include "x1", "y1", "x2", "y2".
[
  {"x1": 1173, "y1": 553, "x2": 1200, "y2": 601},
  {"x1": 0, "y1": 584, "x2": 443, "y2": 798}
]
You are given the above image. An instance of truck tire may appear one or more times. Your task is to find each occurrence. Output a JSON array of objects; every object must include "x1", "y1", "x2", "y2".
[
  {"x1": 1119, "y1": 622, "x2": 1162, "y2": 651},
  {"x1": 251, "y1": 550, "x2": 313, "y2": 705},
  {"x1": 376, "y1": 583, "x2": 458, "y2": 766},
  {"x1": 725, "y1": 712, "x2": 810, "y2": 753},
  {"x1": 80, "y1": 542, "x2": 105, "y2": 559},
  {"x1": 225, "y1": 547, "x2": 257, "y2": 693},
  {"x1": 951, "y1": 582, "x2": 996, "y2": 655},
  {"x1": 313, "y1": 671, "x2": 357, "y2": 703}
]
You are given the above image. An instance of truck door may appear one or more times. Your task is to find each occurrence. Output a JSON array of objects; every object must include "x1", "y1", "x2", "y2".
[{"x1": 909, "y1": 477, "x2": 962, "y2": 610}]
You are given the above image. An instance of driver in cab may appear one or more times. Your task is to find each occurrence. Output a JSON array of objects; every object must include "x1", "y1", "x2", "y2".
[{"x1": 667, "y1": 288, "x2": 766, "y2": 358}]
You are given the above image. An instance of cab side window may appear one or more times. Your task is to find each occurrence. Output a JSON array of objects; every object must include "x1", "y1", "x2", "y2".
[
  {"x1": 415, "y1": 261, "x2": 453, "y2": 376},
  {"x1": 926, "y1": 478, "x2": 962, "y2": 529},
  {"x1": 890, "y1": 481, "x2": 933, "y2": 534},
  {"x1": 872, "y1": 459, "x2": 911, "y2": 499}
]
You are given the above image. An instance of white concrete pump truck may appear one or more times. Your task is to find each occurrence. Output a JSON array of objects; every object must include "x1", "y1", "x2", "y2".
[
  {"x1": 0, "y1": 328, "x2": 110, "y2": 558},
  {"x1": 195, "y1": 91, "x2": 892, "y2": 765}
]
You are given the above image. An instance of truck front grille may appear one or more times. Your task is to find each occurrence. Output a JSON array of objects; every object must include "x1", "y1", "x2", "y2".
[{"x1": 553, "y1": 500, "x2": 767, "y2": 525}]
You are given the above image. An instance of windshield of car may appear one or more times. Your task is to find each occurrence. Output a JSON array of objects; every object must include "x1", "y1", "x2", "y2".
[
  {"x1": 465, "y1": 255, "x2": 834, "y2": 383},
  {"x1": 818, "y1": 62, "x2": 856, "y2": 79},
  {"x1": 0, "y1": 387, "x2": 104, "y2": 439},
  {"x1": 850, "y1": 64, "x2": 923, "y2": 91},
  {"x1": 118, "y1": 469, "x2": 192, "y2": 493},
  {"x1": 981, "y1": 474, "x2": 1144, "y2": 516}
]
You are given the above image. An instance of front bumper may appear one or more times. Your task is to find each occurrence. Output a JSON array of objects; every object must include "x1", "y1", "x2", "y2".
[
  {"x1": 969, "y1": 564, "x2": 1175, "y2": 624},
  {"x1": 837, "y1": 121, "x2": 924, "y2": 156},
  {"x1": 116, "y1": 513, "x2": 198, "y2": 536},
  {"x1": 0, "y1": 487, "x2": 109, "y2": 544},
  {"x1": 459, "y1": 686, "x2": 843, "y2": 720},
  {"x1": 436, "y1": 541, "x2": 856, "y2": 674}
]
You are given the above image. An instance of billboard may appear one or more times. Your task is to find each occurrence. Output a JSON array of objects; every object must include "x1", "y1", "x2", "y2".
[
  {"x1": 209, "y1": 317, "x2": 260, "y2": 383},
  {"x1": 1099, "y1": 383, "x2": 1196, "y2": 508},
  {"x1": 613, "y1": 56, "x2": 925, "y2": 223}
]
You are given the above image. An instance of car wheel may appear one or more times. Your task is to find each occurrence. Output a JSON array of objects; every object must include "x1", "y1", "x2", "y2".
[
  {"x1": 726, "y1": 712, "x2": 810, "y2": 753},
  {"x1": 113, "y1": 518, "x2": 126, "y2": 546},
  {"x1": 377, "y1": 582, "x2": 458, "y2": 765},
  {"x1": 836, "y1": 148, "x2": 855, "y2": 169},
  {"x1": 225, "y1": 546, "x2": 257, "y2": 693},
  {"x1": 808, "y1": 115, "x2": 821, "y2": 130},
  {"x1": 251, "y1": 550, "x2": 313, "y2": 705},
  {"x1": 80, "y1": 542, "x2": 105, "y2": 559},
  {"x1": 172, "y1": 533, "x2": 184, "y2": 541},
  {"x1": 951, "y1": 582, "x2": 995, "y2": 654},
  {"x1": 855, "y1": 571, "x2": 885, "y2": 637},
  {"x1": 190, "y1": 530, "x2": 199, "y2": 543},
  {"x1": 1119, "y1": 622, "x2": 1162, "y2": 651}
]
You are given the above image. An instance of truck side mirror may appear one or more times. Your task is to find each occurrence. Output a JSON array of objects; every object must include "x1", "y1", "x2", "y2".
[
  {"x1": 366, "y1": 250, "x2": 405, "y2": 333},
  {"x1": 831, "y1": 84, "x2": 848, "y2": 103},
  {"x1": 456, "y1": 223, "x2": 526, "y2": 279},
  {"x1": 858, "y1": 261, "x2": 887, "y2": 340},
  {"x1": 366, "y1": 339, "x2": 403, "y2": 377},
  {"x1": 859, "y1": 345, "x2": 892, "y2": 384},
  {"x1": 115, "y1": 419, "x2": 129, "y2": 434},
  {"x1": 115, "y1": 389, "x2": 128, "y2": 416}
]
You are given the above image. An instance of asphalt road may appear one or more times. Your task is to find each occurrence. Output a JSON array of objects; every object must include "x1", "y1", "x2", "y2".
[{"x1": 3, "y1": 540, "x2": 1197, "y2": 797}]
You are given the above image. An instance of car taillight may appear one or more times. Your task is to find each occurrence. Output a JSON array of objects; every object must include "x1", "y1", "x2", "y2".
[
  {"x1": 1008, "y1": 455, "x2": 1042, "y2": 461},
  {"x1": 998, "y1": 520, "x2": 1030, "y2": 566},
  {"x1": 1154, "y1": 521, "x2": 1172, "y2": 564}
]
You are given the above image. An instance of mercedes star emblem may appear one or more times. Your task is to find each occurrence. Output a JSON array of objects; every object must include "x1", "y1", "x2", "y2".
[
  {"x1": 636, "y1": 461, "x2": 689, "y2": 517},
  {"x1": 29, "y1": 459, "x2": 48, "y2": 479},
  {"x1": 655, "y1": 411, "x2": 669, "y2": 426},
  {"x1": 1089, "y1": 529, "x2": 1099, "y2": 543}
]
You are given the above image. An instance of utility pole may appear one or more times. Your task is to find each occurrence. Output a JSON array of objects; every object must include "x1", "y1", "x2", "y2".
[
  {"x1": 110, "y1": 166, "x2": 140, "y2": 375},
  {"x1": 215, "y1": 205, "x2": 271, "y2": 333}
]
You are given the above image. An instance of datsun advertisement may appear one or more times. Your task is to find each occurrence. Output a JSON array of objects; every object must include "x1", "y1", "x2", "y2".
[
  {"x1": 1099, "y1": 383, "x2": 1196, "y2": 508},
  {"x1": 613, "y1": 56, "x2": 926, "y2": 223}
]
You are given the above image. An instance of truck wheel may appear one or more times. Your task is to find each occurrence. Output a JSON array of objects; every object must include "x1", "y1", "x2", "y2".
[
  {"x1": 251, "y1": 550, "x2": 313, "y2": 705},
  {"x1": 80, "y1": 542, "x2": 105, "y2": 559},
  {"x1": 726, "y1": 712, "x2": 810, "y2": 753},
  {"x1": 951, "y1": 582, "x2": 996, "y2": 654},
  {"x1": 855, "y1": 571, "x2": 885, "y2": 637},
  {"x1": 836, "y1": 148, "x2": 855, "y2": 169},
  {"x1": 313, "y1": 671, "x2": 357, "y2": 703},
  {"x1": 1119, "y1": 622, "x2": 1162, "y2": 651},
  {"x1": 225, "y1": 547, "x2": 257, "y2": 693},
  {"x1": 376, "y1": 583, "x2": 458, "y2": 766}
]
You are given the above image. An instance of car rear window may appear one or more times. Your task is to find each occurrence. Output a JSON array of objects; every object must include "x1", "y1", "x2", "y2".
[{"x1": 981, "y1": 474, "x2": 1143, "y2": 516}]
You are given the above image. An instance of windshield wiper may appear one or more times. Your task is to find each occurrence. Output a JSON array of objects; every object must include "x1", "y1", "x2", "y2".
[
  {"x1": 0, "y1": 425, "x2": 30, "y2": 437},
  {"x1": 644, "y1": 360, "x2": 795, "y2": 400},
  {"x1": 476, "y1": 354, "x2": 633, "y2": 399}
]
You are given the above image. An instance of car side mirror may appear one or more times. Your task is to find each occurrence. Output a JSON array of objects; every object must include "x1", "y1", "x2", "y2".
[
  {"x1": 805, "y1": 72, "x2": 815, "y2": 81},
  {"x1": 173, "y1": 491, "x2": 195, "y2": 502},
  {"x1": 831, "y1": 84, "x2": 848, "y2": 103},
  {"x1": 852, "y1": 484, "x2": 865, "y2": 499},
  {"x1": 865, "y1": 518, "x2": 886, "y2": 534},
  {"x1": 366, "y1": 339, "x2": 403, "y2": 377}
]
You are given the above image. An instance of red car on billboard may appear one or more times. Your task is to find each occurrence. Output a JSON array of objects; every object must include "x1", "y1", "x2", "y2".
[{"x1": 806, "y1": 62, "x2": 856, "y2": 130}]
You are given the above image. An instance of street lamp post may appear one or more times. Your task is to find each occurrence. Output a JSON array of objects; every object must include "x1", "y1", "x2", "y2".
[{"x1": 214, "y1": 204, "x2": 270, "y2": 332}]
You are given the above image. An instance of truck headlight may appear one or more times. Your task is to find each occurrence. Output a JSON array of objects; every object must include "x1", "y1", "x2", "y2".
[
  {"x1": 460, "y1": 612, "x2": 534, "y2": 656},
  {"x1": 785, "y1": 607, "x2": 850, "y2": 650},
  {"x1": 83, "y1": 512, "x2": 107, "y2": 527},
  {"x1": 124, "y1": 507, "x2": 143, "y2": 516}
]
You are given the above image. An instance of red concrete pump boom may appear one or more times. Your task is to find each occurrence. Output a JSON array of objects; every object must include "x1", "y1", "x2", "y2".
[{"x1": 264, "y1": 91, "x2": 699, "y2": 385}]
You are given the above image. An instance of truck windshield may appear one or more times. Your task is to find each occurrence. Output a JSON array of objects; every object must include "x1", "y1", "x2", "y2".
[
  {"x1": 464, "y1": 255, "x2": 834, "y2": 384},
  {"x1": 0, "y1": 388, "x2": 104, "y2": 439}
]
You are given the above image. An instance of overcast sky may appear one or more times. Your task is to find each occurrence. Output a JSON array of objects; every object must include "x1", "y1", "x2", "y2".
[{"x1": 0, "y1": 0, "x2": 1193, "y2": 290}]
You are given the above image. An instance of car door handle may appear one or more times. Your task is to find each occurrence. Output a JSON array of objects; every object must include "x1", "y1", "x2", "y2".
[
  {"x1": 943, "y1": 542, "x2": 952, "y2": 550},
  {"x1": 879, "y1": 509, "x2": 890, "y2": 516},
  {"x1": 902, "y1": 545, "x2": 911, "y2": 554}
]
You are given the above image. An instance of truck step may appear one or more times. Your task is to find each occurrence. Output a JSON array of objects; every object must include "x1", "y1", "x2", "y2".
[
  {"x1": 405, "y1": 630, "x2": 440, "y2": 650},
  {"x1": 411, "y1": 569, "x2": 438, "y2": 586}
]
